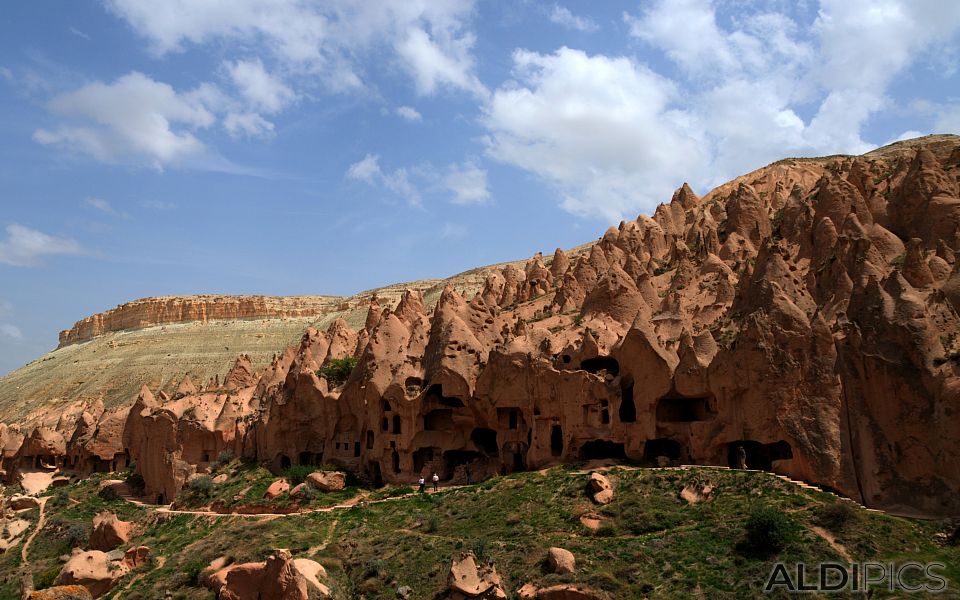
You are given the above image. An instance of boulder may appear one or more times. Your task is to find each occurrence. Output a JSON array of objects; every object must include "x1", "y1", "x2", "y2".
[
  {"x1": 546, "y1": 547, "x2": 576, "y2": 574},
  {"x1": 122, "y1": 546, "x2": 151, "y2": 569},
  {"x1": 536, "y1": 585, "x2": 603, "y2": 600},
  {"x1": 587, "y1": 473, "x2": 613, "y2": 505},
  {"x1": 447, "y1": 552, "x2": 507, "y2": 599},
  {"x1": 264, "y1": 479, "x2": 290, "y2": 499},
  {"x1": 9, "y1": 495, "x2": 40, "y2": 510},
  {"x1": 89, "y1": 511, "x2": 132, "y2": 551},
  {"x1": 206, "y1": 549, "x2": 330, "y2": 600},
  {"x1": 54, "y1": 549, "x2": 128, "y2": 598},
  {"x1": 28, "y1": 586, "x2": 94, "y2": 600},
  {"x1": 306, "y1": 471, "x2": 346, "y2": 492},
  {"x1": 213, "y1": 473, "x2": 229, "y2": 484}
]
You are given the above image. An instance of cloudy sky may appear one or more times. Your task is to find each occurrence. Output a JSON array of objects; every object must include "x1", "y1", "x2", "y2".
[{"x1": 1, "y1": 0, "x2": 959, "y2": 374}]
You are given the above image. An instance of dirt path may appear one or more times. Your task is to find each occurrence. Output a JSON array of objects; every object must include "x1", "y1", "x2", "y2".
[
  {"x1": 18, "y1": 496, "x2": 48, "y2": 598},
  {"x1": 19, "y1": 470, "x2": 55, "y2": 495},
  {"x1": 811, "y1": 525, "x2": 853, "y2": 563}
]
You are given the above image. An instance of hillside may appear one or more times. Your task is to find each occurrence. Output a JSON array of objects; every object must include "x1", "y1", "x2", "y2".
[
  {"x1": 1, "y1": 134, "x2": 959, "y2": 527},
  {"x1": 3, "y1": 465, "x2": 958, "y2": 599}
]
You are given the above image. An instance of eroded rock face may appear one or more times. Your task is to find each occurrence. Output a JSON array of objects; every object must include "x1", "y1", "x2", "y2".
[
  {"x1": 54, "y1": 549, "x2": 128, "y2": 598},
  {"x1": 28, "y1": 586, "x2": 94, "y2": 600},
  {"x1": 447, "y1": 553, "x2": 507, "y2": 599},
  {"x1": 205, "y1": 549, "x2": 330, "y2": 600},
  {"x1": 587, "y1": 473, "x2": 613, "y2": 505},
  {"x1": 3, "y1": 135, "x2": 960, "y2": 516},
  {"x1": 89, "y1": 511, "x2": 132, "y2": 551},
  {"x1": 546, "y1": 547, "x2": 576, "y2": 574}
]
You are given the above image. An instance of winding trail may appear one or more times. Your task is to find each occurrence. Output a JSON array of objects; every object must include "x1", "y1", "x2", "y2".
[{"x1": 18, "y1": 496, "x2": 48, "y2": 599}]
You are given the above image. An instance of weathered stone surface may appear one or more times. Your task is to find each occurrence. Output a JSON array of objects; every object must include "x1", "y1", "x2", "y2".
[
  {"x1": 89, "y1": 511, "x2": 132, "y2": 551},
  {"x1": 587, "y1": 473, "x2": 613, "y2": 505},
  {"x1": 305, "y1": 471, "x2": 346, "y2": 492},
  {"x1": 546, "y1": 547, "x2": 576, "y2": 574},
  {"x1": 447, "y1": 553, "x2": 507, "y2": 599},
  {"x1": 28, "y1": 586, "x2": 94, "y2": 600},
  {"x1": 54, "y1": 549, "x2": 128, "y2": 598},
  {"x1": 206, "y1": 549, "x2": 330, "y2": 600},
  {"x1": 264, "y1": 479, "x2": 290, "y2": 499}
]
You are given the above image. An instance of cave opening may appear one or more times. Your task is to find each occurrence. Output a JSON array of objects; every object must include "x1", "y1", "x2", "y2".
[
  {"x1": 392, "y1": 415, "x2": 401, "y2": 434},
  {"x1": 424, "y1": 409, "x2": 454, "y2": 431},
  {"x1": 299, "y1": 452, "x2": 316, "y2": 466},
  {"x1": 727, "y1": 440, "x2": 793, "y2": 471},
  {"x1": 655, "y1": 394, "x2": 715, "y2": 422},
  {"x1": 643, "y1": 438, "x2": 682, "y2": 462},
  {"x1": 580, "y1": 355, "x2": 620, "y2": 377},
  {"x1": 619, "y1": 381, "x2": 636, "y2": 423},
  {"x1": 471, "y1": 428, "x2": 499, "y2": 455},
  {"x1": 550, "y1": 424, "x2": 563, "y2": 457},
  {"x1": 578, "y1": 439, "x2": 626, "y2": 460},
  {"x1": 425, "y1": 384, "x2": 465, "y2": 408},
  {"x1": 369, "y1": 462, "x2": 383, "y2": 487},
  {"x1": 413, "y1": 447, "x2": 435, "y2": 473},
  {"x1": 280, "y1": 455, "x2": 291, "y2": 469},
  {"x1": 366, "y1": 431, "x2": 374, "y2": 449},
  {"x1": 391, "y1": 449, "x2": 400, "y2": 474},
  {"x1": 443, "y1": 450, "x2": 482, "y2": 480}
]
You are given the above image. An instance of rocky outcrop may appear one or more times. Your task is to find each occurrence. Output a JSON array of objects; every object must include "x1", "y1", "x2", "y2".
[
  {"x1": 54, "y1": 549, "x2": 129, "y2": 598},
  {"x1": 58, "y1": 295, "x2": 344, "y2": 347},
  {"x1": 28, "y1": 587, "x2": 94, "y2": 600},
  {"x1": 447, "y1": 553, "x2": 507, "y2": 599},
  {"x1": 3, "y1": 135, "x2": 960, "y2": 517},
  {"x1": 205, "y1": 549, "x2": 331, "y2": 600},
  {"x1": 89, "y1": 511, "x2": 132, "y2": 551}
]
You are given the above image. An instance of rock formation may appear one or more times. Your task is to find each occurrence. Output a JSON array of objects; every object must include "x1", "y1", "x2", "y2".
[
  {"x1": 88, "y1": 511, "x2": 132, "y2": 551},
  {"x1": 2, "y1": 135, "x2": 960, "y2": 517}
]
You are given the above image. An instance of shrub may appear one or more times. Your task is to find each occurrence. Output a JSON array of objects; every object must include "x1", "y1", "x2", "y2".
[
  {"x1": 188, "y1": 475, "x2": 215, "y2": 497},
  {"x1": 814, "y1": 502, "x2": 856, "y2": 532},
  {"x1": 425, "y1": 514, "x2": 440, "y2": 533},
  {"x1": 471, "y1": 537, "x2": 488, "y2": 560},
  {"x1": 364, "y1": 558, "x2": 387, "y2": 578},
  {"x1": 184, "y1": 561, "x2": 206, "y2": 586},
  {"x1": 63, "y1": 523, "x2": 89, "y2": 548},
  {"x1": 217, "y1": 449, "x2": 235, "y2": 464},
  {"x1": 98, "y1": 485, "x2": 121, "y2": 502},
  {"x1": 317, "y1": 357, "x2": 358, "y2": 388},
  {"x1": 743, "y1": 505, "x2": 796, "y2": 554},
  {"x1": 284, "y1": 464, "x2": 314, "y2": 486},
  {"x1": 50, "y1": 490, "x2": 70, "y2": 508},
  {"x1": 125, "y1": 471, "x2": 145, "y2": 492},
  {"x1": 33, "y1": 564, "x2": 61, "y2": 590}
]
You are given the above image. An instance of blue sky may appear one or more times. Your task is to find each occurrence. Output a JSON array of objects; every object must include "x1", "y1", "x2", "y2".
[{"x1": 1, "y1": 0, "x2": 959, "y2": 375}]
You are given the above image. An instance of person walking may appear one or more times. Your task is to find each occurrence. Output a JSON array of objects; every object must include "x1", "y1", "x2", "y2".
[
  {"x1": 465, "y1": 466, "x2": 472, "y2": 485},
  {"x1": 418, "y1": 476, "x2": 425, "y2": 493},
  {"x1": 737, "y1": 445, "x2": 748, "y2": 470},
  {"x1": 432, "y1": 472, "x2": 439, "y2": 492}
]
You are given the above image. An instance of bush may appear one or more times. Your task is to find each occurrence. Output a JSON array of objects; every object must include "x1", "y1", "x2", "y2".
[
  {"x1": 743, "y1": 505, "x2": 796, "y2": 554},
  {"x1": 33, "y1": 564, "x2": 61, "y2": 590},
  {"x1": 98, "y1": 485, "x2": 121, "y2": 502},
  {"x1": 184, "y1": 561, "x2": 206, "y2": 586},
  {"x1": 188, "y1": 475, "x2": 215, "y2": 497},
  {"x1": 217, "y1": 449, "x2": 235, "y2": 464},
  {"x1": 63, "y1": 523, "x2": 89, "y2": 548},
  {"x1": 471, "y1": 537, "x2": 488, "y2": 560},
  {"x1": 125, "y1": 471, "x2": 145, "y2": 492},
  {"x1": 317, "y1": 357, "x2": 358, "y2": 388},
  {"x1": 284, "y1": 464, "x2": 314, "y2": 486},
  {"x1": 50, "y1": 490, "x2": 70, "y2": 508},
  {"x1": 814, "y1": 502, "x2": 856, "y2": 532}
]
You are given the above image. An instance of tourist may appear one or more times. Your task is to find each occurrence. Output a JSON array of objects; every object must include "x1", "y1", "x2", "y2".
[
  {"x1": 432, "y1": 472, "x2": 439, "y2": 492},
  {"x1": 418, "y1": 476, "x2": 425, "y2": 493},
  {"x1": 737, "y1": 445, "x2": 748, "y2": 470},
  {"x1": 465, "y1": 466, "x2": 472, "y2": 485}
]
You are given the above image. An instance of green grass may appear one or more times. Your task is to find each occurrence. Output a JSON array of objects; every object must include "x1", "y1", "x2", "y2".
[{"x1": 14, "y1": 466, "x2": 960, "y2": 599}]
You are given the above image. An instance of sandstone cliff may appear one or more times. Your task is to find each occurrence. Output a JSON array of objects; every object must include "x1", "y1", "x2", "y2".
[{"x1": 3, "y1": 134, "x2": 959, "y2": 518}]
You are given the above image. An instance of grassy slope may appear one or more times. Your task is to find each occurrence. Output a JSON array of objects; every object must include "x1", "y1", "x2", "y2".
[{"x1": 3, "y1": 466, "x2": 959, "y2": 600}]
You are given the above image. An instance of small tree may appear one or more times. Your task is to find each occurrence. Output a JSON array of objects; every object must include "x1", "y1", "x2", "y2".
[
  {"x1": 188, "y1": 475, "x2": 215, "y2": 497},
  {"x1": 317, "y1": 357, "x2": 358, "y2": 387},
  {"x1": 743, "y1": 504, "x2": 796, "y2": 555}
]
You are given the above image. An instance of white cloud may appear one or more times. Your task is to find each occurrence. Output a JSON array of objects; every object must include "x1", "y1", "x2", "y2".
[
  {"x1": 225, "y1": 58, "x2": 296, "y2": 113},
  {"x1": 70, "y1": 26, "x2": 91, "y2": 40},
  {"x1": 223, "y1": 111, "x2": 275, "y2": 138},
  {"x1": 0, "y1": 300, "x2": 12, "y2": 318},
  {"x1": 0, "y1": 224, "x2": 86, "y2": 267},
  {"x1": 445, "y1": 162, "x2": 490, "y2": 204},
  {"x1": 347, "y1": 154, "x2": 382, "y2": 182},
  {"x1": 347, "y1": 154, "x2": 420, "y2": 206},
  {"x1": 0, "y1": 324, "x2": 23, "y2": 340},
  {"x1": 483, "y1": 47, "x2": 706, "y2": 221},
  {"x1": 549, "y1": 5, "x2": 598, "y2": 32},
  {"x1": 396, "y1": 105, "x2": 423, "y2": 121},
  {"x1": 83, "y1": 197, "x2": 116, "y2": 214},
  {"x1": 33, "y1": 71, "x2": 215, "y2": 169},
  {"x1": 0, "y1": 66, "x2": 12, "y2": 81},
  {"x1": 395, "y1": 26, "x2": 487, "y2": 96},
  {"x1": 104, "y1": 0, "x2": 484, "y2": 97}
]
